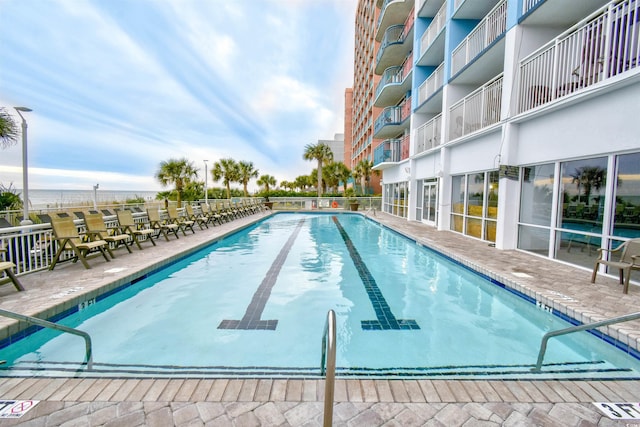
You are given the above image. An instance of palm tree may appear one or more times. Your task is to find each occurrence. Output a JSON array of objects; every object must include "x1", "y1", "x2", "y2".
[
  {"x1": 335, "y1": 163, "x2": 352, "y2": 195},
  {"x1": 257, "y1": 174, "x2": 277, "y2": 201},
  {"x1": 238, "y1": 161, "x2": 259, "y2": 197},
  {"x1": 322, "y1": 161, "x2": 350, "y2": 194},
  {"x1": 0, "y1": 108, "x2": 20, "y2": 149},
  {"x1": 211, "y1": 158, "x2": 240, "y2": 199},
  {"x1": 155, "y1": 158, "x2": 198, "y2": 207},
  {"x1": 354, "y1": 159, "x2": 374, "y2": 195},
  {"x1": 303, "y1": 143, "x2": 334, "y2": 196}
]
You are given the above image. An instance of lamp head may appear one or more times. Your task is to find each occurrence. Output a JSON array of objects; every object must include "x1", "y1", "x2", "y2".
[{"x1": 14, "y1": 107, "x2": 32, "y2": 112}]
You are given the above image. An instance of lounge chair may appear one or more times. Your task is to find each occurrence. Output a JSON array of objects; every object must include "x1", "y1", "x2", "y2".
[
  {"x1": 84, "y1": 213, "x2": 133, "y2": 255},
  {"x1": 0, "y1": 218, "x2": 13, "y2": 228},
  {"x1": 0, "y1": 248, "x2": 24, "y2": 291},
  {"x1": 147, "y1": 208, "x2": 180, "y2": 241},
  {"x1": 167, "y1": 206, "x2": 196, "y2": 235},
  {"x1": 185, "y1": 205, "x2": 209, "y2": 229},
  {"x1": 116, "y1": 210, "x2": 156, "y2": 250},
  {"x1": 49, "y1": 216, "x2": 111, "y2": 270},
  {"x1": 201, "y1": 203, "x2": 223, "y2": 226},
  {"x1": 591, "y1": 238, "x2": 640, "y2": 294}
]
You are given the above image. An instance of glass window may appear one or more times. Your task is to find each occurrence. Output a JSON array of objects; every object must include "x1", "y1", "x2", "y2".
[
  {"x1": 487, "y1": 171, "x2": 499, "y2": 219},
  {"x1": 518, "y1": 224, "x2": 550, "y2": 255},
  {"x1": 520, "y1": 163, "x2": 554, "y2": 226},
  {"x1": 613, "y1": 152, "x2": 640, "y2": 239},
  {"x1": 467, "y1": 173, "x2": 484, "y2": 217},
  {"x1": 559, "y1": 157, "x2": 607, "y2": 232},
  {"x1": 451, "y1": 175, "x2": 465, "y2": 214}
]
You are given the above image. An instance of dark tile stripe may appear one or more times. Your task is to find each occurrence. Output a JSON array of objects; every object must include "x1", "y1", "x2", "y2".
[
  {"x1": 332, "y1": 216, "x2": 419, "y2": 330},
  {"x1": 218, "y1": 219, "x2": 306, "y2": 330}
]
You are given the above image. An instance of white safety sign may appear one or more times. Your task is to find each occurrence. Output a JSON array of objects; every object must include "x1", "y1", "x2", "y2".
[
  {"x1": 593, "y1": 402, "x2": 640, "y2": 420},
  {"x1": 0, "y1": 400, "x2": 39, "y2": 418}
]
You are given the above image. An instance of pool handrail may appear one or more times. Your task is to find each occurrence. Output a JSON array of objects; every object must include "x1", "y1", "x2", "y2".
[
  {"x1": 0, "y1": 308, "x2": 93, "y2": 370},
  {"x1": 533, "y1": 311, "x2": 640, "y2": 372},
  {"x1": 320, "y1": 309, "x2": 336, "y2": 427}
]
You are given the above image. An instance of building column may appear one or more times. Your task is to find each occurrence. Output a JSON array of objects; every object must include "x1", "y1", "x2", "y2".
[{"x1": 495, "y1": 122, "x2": 520, "y2": 250}]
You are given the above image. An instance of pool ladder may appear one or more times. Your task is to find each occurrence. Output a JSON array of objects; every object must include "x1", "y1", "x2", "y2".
[
  {"x1": 0, "y1": 308, "x2": 93, "y2": 370},
  {"x1": 533, "y1": 311, "x2": 640, "y2": 372},
  {"x1": 320, "y1": 309, "x2": 336, "y2": 427}
]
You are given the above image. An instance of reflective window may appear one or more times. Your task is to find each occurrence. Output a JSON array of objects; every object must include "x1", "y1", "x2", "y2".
[
  {"x1": 520, "y1": 164, "x2": 554, "y2": 226},
  {"x1": 467, "y1": 173, "x2": 484, "y2": 217},
  {"x1": 559, "y1": 157, "x2": 607, "y2": 232},
  {"x1": 451, "y1": 175, "x2": 465, "y2": 233},
  {"x1": 613, "y1": 152, "x2": 640, "y2": 239},
  {"x1": 487, "y1": 171, "x2": 499, "y2": 219},
  {"x1": 450, "y1": 171, "x2": 497, "y2": 242}
]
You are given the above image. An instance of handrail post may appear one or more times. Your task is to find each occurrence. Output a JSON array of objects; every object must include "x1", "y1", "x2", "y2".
[
  {"x1": 321, "y1": 309, "x2": 336, "y2": 427},
  {"x1": 0, "y1": 308, "x2": 93, "y2": 370},
  {"x1": 533, "y1": 311, "x2": 640, "y2": 372}
]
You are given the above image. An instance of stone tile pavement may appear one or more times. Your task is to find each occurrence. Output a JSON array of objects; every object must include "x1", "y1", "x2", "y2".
[{"x1": 0, "y1": 209, "x2": 639, "y2": 426}]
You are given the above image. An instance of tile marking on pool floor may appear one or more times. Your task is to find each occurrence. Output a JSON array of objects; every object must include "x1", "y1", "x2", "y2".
[
  {"x1": 218, "y1": 219, "x2": 306, "y2": 330},
  {"x1": 332, "y1": 216, "x2": 419, "y2": 330}
]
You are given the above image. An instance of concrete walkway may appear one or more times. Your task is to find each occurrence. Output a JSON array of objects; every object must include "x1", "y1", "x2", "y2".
[{"x1": 0, "y1": 210, "x2": 639, "y2": 426}]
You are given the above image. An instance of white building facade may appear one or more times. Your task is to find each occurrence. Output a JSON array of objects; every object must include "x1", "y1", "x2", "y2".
[{"x1": 372, "y1": 0, "x2": 640, "y2": 280}]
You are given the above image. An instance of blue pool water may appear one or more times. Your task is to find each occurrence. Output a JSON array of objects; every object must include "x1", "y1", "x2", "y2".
[{"x1": 2, "y1": 213, "x2": 640, "y2": 379}]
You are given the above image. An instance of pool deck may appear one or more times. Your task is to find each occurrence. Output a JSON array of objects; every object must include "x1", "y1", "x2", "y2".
[{"x1": 0, "y1": 210, "x2": 639, "y2": 426}]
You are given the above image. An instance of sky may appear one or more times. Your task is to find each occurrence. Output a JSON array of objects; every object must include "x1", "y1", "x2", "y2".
[{"x1": 0, "y1": 0, "x2": 356, "y2": 193}]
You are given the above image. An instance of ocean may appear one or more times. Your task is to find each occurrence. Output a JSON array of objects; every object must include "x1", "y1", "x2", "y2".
[{"x1": 25, "y1": 189, "x2": 159, "y2": 209}]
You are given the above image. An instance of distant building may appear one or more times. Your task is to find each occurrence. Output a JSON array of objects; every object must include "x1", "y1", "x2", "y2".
[
  {"x1": 351, "y1": 0, "x2": 640, "y2": 280},
  {"x1": 318, "y1": 133, "x2": 345, "y2": 163}
]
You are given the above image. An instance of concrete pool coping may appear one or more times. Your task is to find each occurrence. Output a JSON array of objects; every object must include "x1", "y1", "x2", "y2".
[{"x1": 0, "y1": 209, "x2": 639, "y2": 425}]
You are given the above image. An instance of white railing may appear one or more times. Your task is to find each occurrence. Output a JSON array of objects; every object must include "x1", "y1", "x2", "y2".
[
  {"x1": 0, "y1": 212, "x2": 151, "y2": 275},
  {"x1": 415, "y1": 113, "x2": 443, "y2": 155},
  {"x1": 417, "y1": 62, "x2": 445, "y2": 105},
  {"x1": 519, "y1": 0, "x2": 640, "y2": 113},
  {"x1": 451, "y1": 0, "x2": 507, "y2": 76},
  {"x1": 420, "y1": 2, "x2": 447, "y2": 58},
  {"x1": 448, "y1": 74, "x2": 503, "y2": 141},
  {"x1": 523, "y1": 0, "x2": 544, "y2": 15}
]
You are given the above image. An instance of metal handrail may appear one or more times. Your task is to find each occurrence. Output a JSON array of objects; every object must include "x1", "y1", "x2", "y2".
[
  {"x1": 320, "y1": 309, "x2": 336, "y2": 427},
  {"x1": 0, "y1": 308, "x2": 93, "y2": 370},
  {"x1": 533, "y1": 311, "x2": 640, "y2": 371}
]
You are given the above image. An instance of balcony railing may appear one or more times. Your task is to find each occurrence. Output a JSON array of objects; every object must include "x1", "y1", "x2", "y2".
[
  {"x1": 415, "y1": 113, "x2": 442, "y2": 155},
  {"x1": 400, "y1": 133, "x2": 411, "y2": 160},
  {"x1": 373, "y1": 97, "x2": 412, "y2": 135},
  {"x1": 451, "y1": 0, "x2": 507, "y2": 76},
  {"x1": 518, "y1": 0, "x2": 640, "y2": 113},
  {"x1": 420, "y1": 2, "x2": 447, "y2": 58},
  {"x1": 374, "y1": 54, "x2": 413, "y2": 100},
  {"x1": 523, "y1": 0, "x2": 544, "y2": 15},
  {"x1": 376, "y1": 24, "x2": 406, "y2": 64},
  {"x1": 448, "y1": 74, "x2": 503, "y2": 141},
  {"x1": 417, "y1": 62, "x2": 445, "y2": 105},
  {"x1": 374, "y1": 138, "x2": 402, "y2": 165}
]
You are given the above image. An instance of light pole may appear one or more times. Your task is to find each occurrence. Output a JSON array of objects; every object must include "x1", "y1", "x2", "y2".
[
  {"x1": 203, "y1": 160, "x2": 209, "y2": 207},
  {"x1": 93, "y1": 183, "x2": 99, "y2": 211},
  {"x1": 14, "y1": 107, "x2": 32, "y2": 225}
]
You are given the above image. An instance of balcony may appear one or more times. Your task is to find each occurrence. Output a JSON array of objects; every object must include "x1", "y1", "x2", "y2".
[
  {"x1": 417, "y1": 1, "x2": 447, "y2": 66},
  {"x1": 375, "y1": 13, "x2": 415, "y2": 74},
  {"x1": 416, "y1": 62, "x2": 444, "y2": 112},
  {"x1": 376, "y1": 0, "x2": 415, "y2": 41},
  {"x1": 450, "y1": 0, "x2": 507, "y2": 80},
  {"x1": 521, "y1": 0, "x2": 610, "y2": 26},
  {"x1": 373, "y1": 138, "x2": 402, "y2": 167},
  {"x1": 373, "y1": 97, "x2": 412, "y2": 139},
  {"x1": 414, "y1": 114, "x2": 442, "y2": 156},
  {"x1": 518, "y1": 0, "x2": 640, "y2": 114},
  {"x1": 374, "y1": 55, "x2": 413, "y2": 107},
  {"x1": 448, "y1": 74, "x2": 503, "y2": 141}
]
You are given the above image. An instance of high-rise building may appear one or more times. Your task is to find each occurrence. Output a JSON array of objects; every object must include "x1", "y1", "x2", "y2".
[{"x1": 354, "y1": 0, "x2": 640, "y2": 278}]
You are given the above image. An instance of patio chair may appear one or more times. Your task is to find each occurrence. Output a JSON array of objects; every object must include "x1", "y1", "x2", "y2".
[
  {"x1": 167, "y1": 206, "x2": 196, "y2": 235},
  {"x1": 49, "y1": 216, "x2": 111, "y2": 270},
  {"x1": 0, "y1": 248, "x2": 24, "y2": 291},
  {"x1": 185, "y1": 205, "x2": 209, "y2": 229},
  {"x1": 201, "y1": 203, "x2": 223, "y2": 226},
  {"x1": 591, "y1": 238, "x2": 640, "y2": 294},
  {"x1": 84, "y1": 213, "x2": 133, "y2": 255},
  {"x1": 116, "y1": 210, "x2": 157, "y2": 250},
  {"x1": 147, "y1": 208, "x2": 180, "y2": 241},
  {"x1": 0, "y1": 218, "x2": 13, "y2": 228}
]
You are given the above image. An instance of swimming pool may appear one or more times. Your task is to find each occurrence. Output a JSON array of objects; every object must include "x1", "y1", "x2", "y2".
[{"x1": 1, "y1": 213, "x2": 639, "y2": 379}]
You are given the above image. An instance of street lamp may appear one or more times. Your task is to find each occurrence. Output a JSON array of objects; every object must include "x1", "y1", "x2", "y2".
[
  {"x1": 14, "y1": 107, "x2": 32, "y2": 225},
  {"x1": 203, "y1": 160, "x2": 209, "y2": 207},
  {"x1": 93, "y1": 183, "x2": 99, "y2": 211}
]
